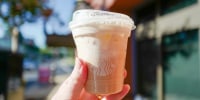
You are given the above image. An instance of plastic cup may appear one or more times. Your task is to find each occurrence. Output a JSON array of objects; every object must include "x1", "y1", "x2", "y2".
[{"x1": 69, "y1": 9, "x2": 135, "y2": 95}]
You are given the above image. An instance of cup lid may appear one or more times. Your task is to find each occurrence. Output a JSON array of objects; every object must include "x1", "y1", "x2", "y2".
[{"x1": 69, "y1": 9, "x2": 136, "y2": 30}]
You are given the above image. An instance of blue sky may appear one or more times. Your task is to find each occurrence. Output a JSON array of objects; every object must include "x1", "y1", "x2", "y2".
[{"x1": 19, "y1": 0, "x2": 76, "y2": 48}]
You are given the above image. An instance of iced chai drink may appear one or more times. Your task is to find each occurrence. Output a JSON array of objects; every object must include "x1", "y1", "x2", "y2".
[{"x1": 69, "y1": 9, "x2": 135, "y2": 95}]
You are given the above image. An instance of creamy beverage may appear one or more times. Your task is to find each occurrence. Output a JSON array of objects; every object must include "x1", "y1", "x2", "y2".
[{"x1": 69, "y1": 9, "x2": 135, "y2": 95}]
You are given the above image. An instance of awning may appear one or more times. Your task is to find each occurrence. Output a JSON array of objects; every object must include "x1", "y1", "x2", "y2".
[
  {"x1": 136, "y1": 3, "x2": 200, "y2": 40},
  {"x1": 46, "y1": 34, "x2": 75, "y2": 48}
]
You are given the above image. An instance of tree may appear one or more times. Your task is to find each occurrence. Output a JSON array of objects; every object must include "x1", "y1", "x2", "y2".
[{"x1": 0, "y1": 0, "x2": 52, "y2": 52}]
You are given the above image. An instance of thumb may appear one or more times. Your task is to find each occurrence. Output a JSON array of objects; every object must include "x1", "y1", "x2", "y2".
[
  {"x1": 103, "y1": 84, "x2": 130, "y2": 100},
  {"x1": 52, "y1": 58, "x2": 88, "y2": 100}
]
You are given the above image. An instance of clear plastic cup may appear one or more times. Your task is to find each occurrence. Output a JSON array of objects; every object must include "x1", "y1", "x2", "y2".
[{"x1": 69, "y1": 9, "x2": 135, "y2": 95}]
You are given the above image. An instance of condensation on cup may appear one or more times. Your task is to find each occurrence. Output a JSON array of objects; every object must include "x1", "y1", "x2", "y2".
[{"x1": 69, "y1": 9, "x2": 136, "y2": 95}]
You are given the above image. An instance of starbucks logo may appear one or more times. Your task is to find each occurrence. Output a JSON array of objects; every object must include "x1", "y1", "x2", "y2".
[{"x1": 89, "y1": 56, "x2": 115, "y2": 76}]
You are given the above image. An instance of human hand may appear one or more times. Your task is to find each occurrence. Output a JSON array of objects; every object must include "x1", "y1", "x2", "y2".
[
  {"x1": 85, "y1": 0, "x2": 116, "y2": 10},
  {"x1": 52, "y1": 58, "x2": 130, "y2": 100}
]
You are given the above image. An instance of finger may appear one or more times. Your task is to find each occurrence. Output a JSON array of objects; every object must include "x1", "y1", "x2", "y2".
[
  {"x1": 90, "y1": 0, "x2": 103, "y2": 9},
  {"x1": 124, "y1": 69, "x2": 127, "y2": 78},
  {"x1": 103, "y1": 84, "x2": 130, "y2": 100},
  {"x1": 52, "y1": 58, "x2": 88, "y2": 100},
  {"x1": 104, "y1": 0, "x2": 116, "y2": 9},
  {"x1": 79, "y1": 88, "x2": 99, "y2": 100},
  {"x1": 85, "y1": 0, "x2": 92, "y2": 3}
]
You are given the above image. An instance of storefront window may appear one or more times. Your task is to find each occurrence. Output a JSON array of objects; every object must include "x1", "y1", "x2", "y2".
[{"x1": 162, "y1": 29, "x2": 200, "y2": 100}]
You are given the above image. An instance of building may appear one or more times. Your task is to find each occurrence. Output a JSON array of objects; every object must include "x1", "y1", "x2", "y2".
[{"x1": 134, "y1": 0, "x2": 200, "y2": 99}]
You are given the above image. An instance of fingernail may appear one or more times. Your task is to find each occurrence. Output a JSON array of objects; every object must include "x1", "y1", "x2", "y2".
[
  {"x1": 75, "y1": 57, "x2": 85, "y2": 70},
  {"x1": 74, "y1": 57, "x2": 88, "y2": 80},
  {"x1": 79, "y1": 58, "x2": 88, "y2": 79}
]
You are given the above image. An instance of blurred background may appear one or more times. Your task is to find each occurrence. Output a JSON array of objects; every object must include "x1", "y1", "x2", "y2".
[{"x1": 0, "y1": 0, "x2": 200, "y2": 100}]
